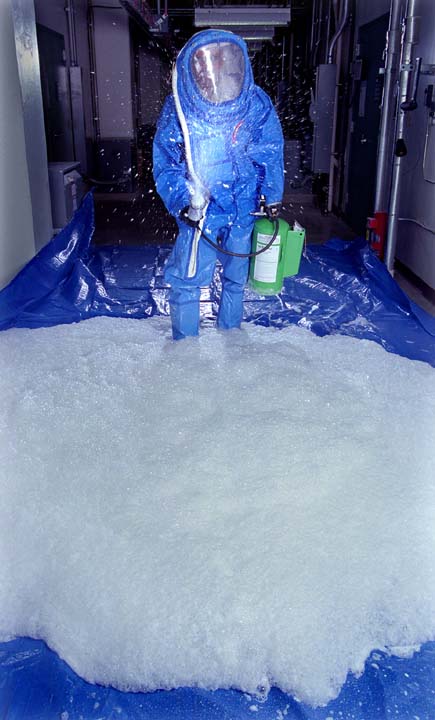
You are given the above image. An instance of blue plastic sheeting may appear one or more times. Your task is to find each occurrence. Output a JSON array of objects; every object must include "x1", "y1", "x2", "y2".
[
  {"x1": 1, "y1": 193, "x2": 435, "y2": 719},
  {"x1": 1, "y1": 638, "x2": 435, "y2": 720},
  {"x1": 0, "y1": 193, "x2": 434, "y2": 366}
]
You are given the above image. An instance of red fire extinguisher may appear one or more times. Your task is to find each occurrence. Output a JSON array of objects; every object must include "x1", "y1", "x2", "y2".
[{"x1": 367, "y1": 212, "x2": 388, "y2": 259}]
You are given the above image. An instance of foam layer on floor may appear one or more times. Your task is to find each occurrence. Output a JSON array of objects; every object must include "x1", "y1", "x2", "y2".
[{"x1": 0, "y1": 317, "x2": 434, "y2": 707}]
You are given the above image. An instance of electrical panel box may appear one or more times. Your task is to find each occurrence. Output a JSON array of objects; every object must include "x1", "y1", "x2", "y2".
[{"x1": 48, "y1": 162, "x2": 86, "y2": 232}]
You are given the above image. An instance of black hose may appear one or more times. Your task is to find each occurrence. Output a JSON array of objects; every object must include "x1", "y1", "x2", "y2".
[{"x1": 185, "y1": 216, "x2": 280, "y2": 259}]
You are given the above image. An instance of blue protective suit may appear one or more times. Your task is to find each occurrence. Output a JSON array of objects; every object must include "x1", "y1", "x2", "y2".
[{"x1": 153, "y1": 30, "x2": 284, "y2": 339}]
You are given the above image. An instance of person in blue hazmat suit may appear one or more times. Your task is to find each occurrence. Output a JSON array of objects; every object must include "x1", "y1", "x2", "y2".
[{"x1": 153, "y1": 29, "x2": 284, "y2": 340}]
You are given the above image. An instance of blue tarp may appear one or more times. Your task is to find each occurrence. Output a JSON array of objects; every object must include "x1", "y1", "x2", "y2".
[
  {"x1": 1, "y1": 638, "x2": 435, "y2": 720},
  {"x1": 1, "y1": 193, "x2": 434, "y2": 363},
  {"x1": 1, "y1": 192, "x2": 434, "y2": 719}
]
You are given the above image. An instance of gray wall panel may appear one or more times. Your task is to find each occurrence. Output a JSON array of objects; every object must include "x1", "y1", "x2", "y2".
[
  {"x1": 0, "y1": 0, "x2": 36, "y2": 288},
  {"x1": 93, "y1": 7, "x2": 134, "y2": 140},
  {"x1": 396, "y1": 0, "x2": 435, "y2": 289},
  {"x1": 11, "y1": 0, "x2": 53, "y2": 252}
]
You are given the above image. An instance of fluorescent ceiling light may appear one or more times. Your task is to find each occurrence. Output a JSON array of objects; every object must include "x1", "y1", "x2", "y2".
[{"x1": 194, "y1": 7, "x2": 291, "y2": 27}]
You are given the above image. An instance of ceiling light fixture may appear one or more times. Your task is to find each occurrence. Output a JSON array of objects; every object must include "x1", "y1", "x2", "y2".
[{"x1": 194, "y1": 6, "x2": 291, "y2": 28}]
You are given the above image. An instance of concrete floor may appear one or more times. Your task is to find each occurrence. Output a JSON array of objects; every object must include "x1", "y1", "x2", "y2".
[
  {"x1": 92, "y1": 189, "x2": 435, "y2": 317},
  {"x1": 282, "y1": 192, "x2": 356, "y2": 245}
]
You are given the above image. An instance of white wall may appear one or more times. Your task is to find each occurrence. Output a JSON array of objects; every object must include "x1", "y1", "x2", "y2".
[
  {"x1": 0, "y1": 0, "x2": 36, "y2": 289},
  {"x1": 92, "y1": 5, "x2": 134, "y2": 139},
  {"x1": 395, "y1": 0, "x2": 435, "y2": 288}
]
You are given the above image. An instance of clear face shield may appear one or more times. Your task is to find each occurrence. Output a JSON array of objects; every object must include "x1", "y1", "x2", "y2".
[{"x1": 191, "y1": 42, "x2": 245, "y2": 104}]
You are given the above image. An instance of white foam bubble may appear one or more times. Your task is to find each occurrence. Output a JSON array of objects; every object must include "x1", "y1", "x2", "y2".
[{"x1": 1, "y1": 317, "x2": 434, "y2": 707}]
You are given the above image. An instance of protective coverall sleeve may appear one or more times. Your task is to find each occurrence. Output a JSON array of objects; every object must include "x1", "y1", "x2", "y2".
[
  {"x1": 249, "y1": 89, "x2": 285, "y2": 206},
  {"x1": 153, "y1": 96, "x2": 190, "y2": 217}
]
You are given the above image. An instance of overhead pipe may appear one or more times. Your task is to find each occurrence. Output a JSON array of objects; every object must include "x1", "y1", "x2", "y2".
[
  {"x1": 324, "y1": 0, "x2": 332, "y2": 64},
  {"x1": 288, "y1": 30, "x2": 294, "y2": 84},
  {"x1": 384, "y1": 0, "x2": 420, "y2": 274},
  {"x1": 281, "y1": 35, "x2": 286, "y2": 81},
  {"x1": 327, "y1": 0, "x2": 350, "y2": 64},
  {"x1": 309, "y1": 0, "x2": 318, "y2": 58},
  {"x1": 327, "y1": 0, "x2": 351, "y2": 213},
  {"x1": 87, "y1": 3, "x2": 101, "y2": 142},
  {"x1": 65, "y1": 0, "x2": 78, "y2": 66},
  {"x1": 312, "y1": 0, "x2": 324, "y2": 67},
  {"x1": 374, "y1": 0, "x2": 405, "y2": 214}
]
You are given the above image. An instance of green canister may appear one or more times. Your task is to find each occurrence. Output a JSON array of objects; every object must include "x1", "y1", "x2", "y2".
[{"x1": 249, "y1": 217, "x2": 305, "y2": 295}]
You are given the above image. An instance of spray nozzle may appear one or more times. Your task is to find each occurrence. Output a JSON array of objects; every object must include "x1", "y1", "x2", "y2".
[
  {"x1": 250, "y1": 194, "x2": 267, "y2": 217},
  {"x1": 188, "y1": 180, "x2": 209, "y2": 211}
]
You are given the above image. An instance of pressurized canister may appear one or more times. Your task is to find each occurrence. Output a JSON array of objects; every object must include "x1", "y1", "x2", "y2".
[{"x1": 249, "y1": 217, "x2": 305, "y2": 295}]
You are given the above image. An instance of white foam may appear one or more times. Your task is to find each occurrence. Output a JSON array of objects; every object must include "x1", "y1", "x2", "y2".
[{"x1": 1, "y1": 317, "x2": 434, "y2": 707}]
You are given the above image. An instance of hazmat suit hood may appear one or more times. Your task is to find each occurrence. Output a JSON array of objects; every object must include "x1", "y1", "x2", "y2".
[{"x1": 173, "y1": 30, "x2": 254, "y2": 122}]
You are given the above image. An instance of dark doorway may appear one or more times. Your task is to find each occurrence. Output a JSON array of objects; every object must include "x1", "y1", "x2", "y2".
[{"x1": 346, "y1": 13, "x2": 389, "y2": 235}]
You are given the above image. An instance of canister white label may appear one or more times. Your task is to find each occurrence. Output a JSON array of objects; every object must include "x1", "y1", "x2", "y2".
[{"x1": 253, "y1": 233, "x2": 281, "y2": 283}]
